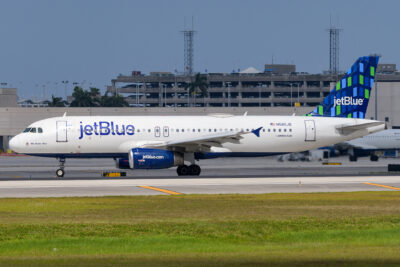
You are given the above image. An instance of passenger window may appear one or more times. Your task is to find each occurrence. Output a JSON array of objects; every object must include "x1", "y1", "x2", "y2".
[
  {"x1": 30, "y1": 128, "x2": 36, "y2": 133},
  {"x1": 38, "y1": 128, "x2": 43, "y2": 133},
  {"x1": 268, "y1": 129, "x2": 271, "y2": 132},
  {"x1": 182, "y1": 129, "x2": 184, "y2": 132}
]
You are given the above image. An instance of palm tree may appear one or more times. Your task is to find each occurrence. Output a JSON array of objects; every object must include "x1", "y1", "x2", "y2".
[
  {"x1": 185, "y1": 73, "x2": 209, "y2": 107},
  {"x1": 89, "y1": 87, "x2": 101, "y2": 106},
  {"x1": 70, "y1": 86, "x2": 95, "y2": 107},
  {"x1": 100, "y1": 92, "x2": 129, "y2": 107},
  {"x1": 46, "y1": 95, "x2": 68, "y2": 107}
]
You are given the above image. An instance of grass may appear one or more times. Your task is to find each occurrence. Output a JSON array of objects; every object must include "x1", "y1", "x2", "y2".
[{"x1": 0, "y1": 192, "x2": 400, "y2": 266}]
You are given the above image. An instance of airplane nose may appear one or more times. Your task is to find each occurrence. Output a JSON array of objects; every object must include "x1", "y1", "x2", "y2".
[{"x1": 9, "y1": 136, "x2": 20, "y2": 152}]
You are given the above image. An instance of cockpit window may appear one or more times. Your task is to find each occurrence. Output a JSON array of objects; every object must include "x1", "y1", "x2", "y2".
[
  {"x1": 38, "y1": 128, "x2": 43, "y2": 133},
  {"x1": 23, "y1": 128, "x2": 31, "y2": 133},
  {"x1": 30, "y1": 128, "x2": 37, "y2": 133}
]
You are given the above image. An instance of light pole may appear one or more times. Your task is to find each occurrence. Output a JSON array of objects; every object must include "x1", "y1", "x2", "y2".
[
  {"x1": 289, "y1": 83, "x2": 293, "y2": 107},
  {"x1": 226, "y1": 81, "x2": 231, "y2": 107},
  {"x1": 62, "y1": 81, "x2": 69, "y2": 100},
  {"x1": 136, "y1": 83, "x2": 138, "y2": 106},
  {"x1": 54, "y1": 82, "x2": 58, "y2": 98},
  {"x1": 164, "y1": 84, "x2": 167, "y2": 107},
  {"x1": 159, "y1": 83, "x2": 163, "y2": 107},
  {"x1": 258, "y1": 82, "x2": 262, "y2": 107},
  {"x1": 297, "y1": 83, "x2": 300, "y2": 104}
]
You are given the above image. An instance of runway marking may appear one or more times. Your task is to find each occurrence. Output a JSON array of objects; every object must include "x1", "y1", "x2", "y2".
[
  {"x1": 364, "y1": 182, "x2": 400, "y2": 191},
  {"x1": 139, "y1": 186, "x2": 183, "y2": 195}
]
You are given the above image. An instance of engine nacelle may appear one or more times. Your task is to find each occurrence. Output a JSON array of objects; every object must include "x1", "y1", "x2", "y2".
[
  {"x1": 129, "y1": 148, "x2": 184, "y2": 169},
  {"x1": 115, "y1": 158, "x2": 130, "y2": 169}
]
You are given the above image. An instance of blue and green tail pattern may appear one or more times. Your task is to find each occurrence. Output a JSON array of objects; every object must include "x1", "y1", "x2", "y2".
[{"x1": 306, "y1": 56, "x2": 379, "y2": 119}]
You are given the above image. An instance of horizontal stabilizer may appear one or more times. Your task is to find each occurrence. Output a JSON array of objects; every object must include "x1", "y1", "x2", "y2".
[{"x1": 336, "y1": 121, "x2": 384, "y2": 134}]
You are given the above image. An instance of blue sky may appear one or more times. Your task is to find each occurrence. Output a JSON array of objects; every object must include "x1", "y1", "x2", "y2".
[{"x1": 0, "y1": 0, "x2": 398, "y2": 100}]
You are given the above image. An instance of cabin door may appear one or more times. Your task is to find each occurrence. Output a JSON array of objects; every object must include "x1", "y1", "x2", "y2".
[
  {"x1": 304, "y1": 120, "x2": 316, "y2": 141},
  {"x1": 56, "y1": 121, "x2": 68, "y2": 142}
]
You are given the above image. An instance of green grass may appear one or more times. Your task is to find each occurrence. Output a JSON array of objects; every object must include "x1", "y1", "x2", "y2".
[{"x1": 0, "y1": 192, "x2": 400, "y2": 266}]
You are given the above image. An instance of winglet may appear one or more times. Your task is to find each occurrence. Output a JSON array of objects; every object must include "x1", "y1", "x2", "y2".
[
  {"x1": 252, "y1": 127, "x2": 263, "y2": 137},
  {"x1": 63, "y1": 112, "x2": 67, "y2": 117},
  {"x1": 243, "y1": 111, "x2": 248, "y2": 116}
]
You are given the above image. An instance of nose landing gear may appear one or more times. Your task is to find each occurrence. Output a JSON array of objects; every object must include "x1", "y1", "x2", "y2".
[{"x1": 56, "y1": 158, "x2": 65, "y2": 177}]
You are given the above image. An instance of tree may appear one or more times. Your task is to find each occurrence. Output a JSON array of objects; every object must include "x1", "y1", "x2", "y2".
[
  {"x1": 45, "y1": 95, "x2": 68, "y2": 107},
  {"x1": 89, "y1": 87, "x2": 101, "y2": 106},
  {"x1": 185, "y1": 73, "x2": 209, "y2": 107},
  {"x1": 70, "y1": 86, "x2": 96, "y2": 107},
  {"x1": 100, "y1": 92, "x2": 129, "y2": 107}
]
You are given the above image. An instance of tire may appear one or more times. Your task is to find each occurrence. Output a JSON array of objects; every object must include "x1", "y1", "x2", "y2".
[
  {"x1": 177, "y1": 165, "x2": 189, "y2": 176},
  {"x1": 349, "y1": 155, "x2": 358, "y2": 162},
  {"x1": 370, "y1": 155, "x2": 379, "y2": 161},
  {"x1": 189, "y1": 164, "x2": 201, "y2": 176},
  {"x1": 56, "y1": 168, "x2": 65, "y2": 177}
]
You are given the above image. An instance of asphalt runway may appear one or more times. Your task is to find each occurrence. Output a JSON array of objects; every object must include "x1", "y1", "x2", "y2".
[{"x1": 0, "y1": 155, "x2": 400, "y2": 197}]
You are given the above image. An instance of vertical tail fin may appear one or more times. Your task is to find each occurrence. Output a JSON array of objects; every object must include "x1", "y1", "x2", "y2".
[{"x1": 306, "y1": 56, "x2": 379, "y2": 118}]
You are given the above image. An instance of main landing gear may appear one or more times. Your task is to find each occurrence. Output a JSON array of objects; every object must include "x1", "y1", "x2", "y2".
[
  {"x1": 56, "y1": 158, "x2": 65, "y2": 177},
  {"x1": 176, "y1": 164, "x2": 201, "y2": 176}
]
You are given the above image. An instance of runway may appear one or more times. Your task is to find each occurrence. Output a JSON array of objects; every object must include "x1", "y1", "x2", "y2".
[{"x1": 0, "y1": 156, "x2": 400, "y2": 197}]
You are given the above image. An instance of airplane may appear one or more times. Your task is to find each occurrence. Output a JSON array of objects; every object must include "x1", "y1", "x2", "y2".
[
  {"x1": 334, "y1": 128, "x2": 400, "y2": 161},
  {"x1": 9, "y1": 56, "x2": 384, "y2": 177}
]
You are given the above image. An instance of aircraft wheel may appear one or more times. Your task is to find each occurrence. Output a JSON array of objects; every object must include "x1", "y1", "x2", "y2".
[
  {"x1": 370, "y1": 155, "x2": 379, "y2": 161},
  {"x1": 56, "y1": 168, "x2": 65, "y2": 178},
  {"x1": 189, "y1": 164, "x2": 201, "y2": 176},
  {"x1": 177, "y1": 165, "x2": 189, "y2": 176},
  {"x1": 349, "y1": 155, "x2": 358, "y2": 162}
]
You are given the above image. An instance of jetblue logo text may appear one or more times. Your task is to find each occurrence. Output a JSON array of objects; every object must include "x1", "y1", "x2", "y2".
[
  {"x1": 79, "y1": 121, "x2": 135, "y2": 139},
  {"x1": 333, "y1": 96, "x2": 364, "y2": 107},
  {"x1": 143, "y1": 155, "x2": 165, "y2": 159}
]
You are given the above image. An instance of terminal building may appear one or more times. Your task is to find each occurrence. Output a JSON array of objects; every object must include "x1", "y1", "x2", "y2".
[{"x1": 108, "y1": 63, "x2": 400, "y2": 117}]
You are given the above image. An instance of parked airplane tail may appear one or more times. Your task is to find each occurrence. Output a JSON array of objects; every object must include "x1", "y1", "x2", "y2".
[{"x1": 306, "y1": 56, "x2": 379, "y2": 118}]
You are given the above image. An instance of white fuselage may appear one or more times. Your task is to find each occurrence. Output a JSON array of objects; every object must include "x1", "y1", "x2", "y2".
[
  {"x1": 9, "y1": 115, "x2": 384, "y2": 158},
  {"x1": 346, "y1": 129, "x2": 400, "y2": 150}
]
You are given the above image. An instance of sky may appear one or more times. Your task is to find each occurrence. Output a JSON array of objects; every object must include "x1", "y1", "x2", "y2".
[{"x1": 0, "y1": 0, "x2": 399, "y2": 100}]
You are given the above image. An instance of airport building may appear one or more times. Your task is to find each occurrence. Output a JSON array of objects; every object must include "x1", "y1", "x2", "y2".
[{"x1": 107, "y1": 64, "x2": 400, "y2": 122}]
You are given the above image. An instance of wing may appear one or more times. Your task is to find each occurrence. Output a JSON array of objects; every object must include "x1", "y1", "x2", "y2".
[{"x1": 135, "y1": 127, "x2": 263, "y2": 152}]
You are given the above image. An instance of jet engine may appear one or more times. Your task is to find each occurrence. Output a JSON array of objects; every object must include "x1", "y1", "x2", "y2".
[
  {"x1": 115, "y1": 158, "x2": 131, "y2": 169},
  {"x1": 128, "y1": 148, "x2": 184, "y2": 169}
]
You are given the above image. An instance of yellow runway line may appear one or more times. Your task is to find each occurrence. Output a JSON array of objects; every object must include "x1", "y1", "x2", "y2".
[
  {"x1": 364, "y1": 182, "x2": 400, "y2": 191},
  {"x1": 139, "y1": 185, "x2": 183, "y2": 195}
]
